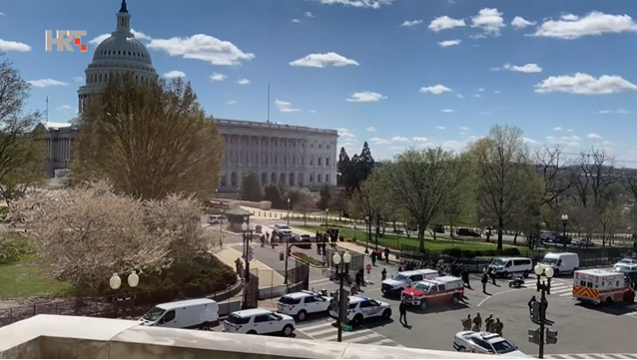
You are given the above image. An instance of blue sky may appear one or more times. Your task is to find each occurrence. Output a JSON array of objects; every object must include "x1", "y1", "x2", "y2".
[{"x1": 2, "y1": 0, "x2": 637, "y2": 163}]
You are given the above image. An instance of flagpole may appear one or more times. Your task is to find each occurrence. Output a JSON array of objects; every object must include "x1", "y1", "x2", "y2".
[
  {"x1": 45, "y1": 96, "x2": 49, "y2": 123},
  {"x1": 266, "y1": 82, "x2": 270, "y2": 123}
]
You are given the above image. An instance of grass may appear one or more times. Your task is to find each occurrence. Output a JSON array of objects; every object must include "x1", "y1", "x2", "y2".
[
  {"x1": 0, "y1": 254, "x2": 73, "y2": 299},
  {"x1": 291, "y1": 252, "x2": 323, "y2": 266},
  {"x1": 298, "y1": 225, "x2": 528, "y2": 253}
]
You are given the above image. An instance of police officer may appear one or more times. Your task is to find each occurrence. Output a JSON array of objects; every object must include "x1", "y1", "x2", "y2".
[
  {"x1": 381, "y1": 268, "x2": 387, "y2": 281},
  {"x1": 399, "y1": 301, "x2": 408, "y2": 326},
  {"x1": 494, "y1": 318, "x2": 503, "y2": 336},
  {"x1": 490, "y1": 268, "x2": 497, "y2": 285},
  {"x1": 461, "y1": 314, "x2": 472, "y2": 331},
  {"x1": 472, "y1": 312, "x2": 482, "y2": 331},
  {"x1": 481, "y1": 272, "x2": 488, "y2": 293}
]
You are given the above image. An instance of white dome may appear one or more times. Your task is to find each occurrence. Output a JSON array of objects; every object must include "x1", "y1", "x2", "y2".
[{"x1": 93, "y1": 35, "x2": 153, "y2": 66}]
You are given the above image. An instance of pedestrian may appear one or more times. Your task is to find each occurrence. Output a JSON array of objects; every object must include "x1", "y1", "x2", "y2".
[
  {"x1": 398, "y1": 265, "x2": 403, "y2": 272},
  {"x1": 462, "y1": 268, "x2": 471, "y2": 289},
  {"x1": 481, "y1": 273, "x2": 488, "y2": 293},
  {"x1": 399, "y1": 301, "x2": 408, "y2": 326},
  {"x1": 384, "y1": 247, "x2": 390, "y2": 263},
  {"x1": 490, "y1": 269, "x2": 497, "y2": 285},
  {"x1": 461, "y1": 314, "x2": 472, "y2": 331},
  {"x1": 381, "y1": 268, "x2": 387, "y2": 281},
  {"x1": 371, "y1": 251, "x2": 377, "y2": 266},
  {"x1": 485, "y1": 313, "x2": 494, "y2": 332},
  {"x1": 495, "y1": 318, "x2": 503, "y2": 336},
  {"x1": 472, "y1": 312, "x2": 482, "y2": 331}
]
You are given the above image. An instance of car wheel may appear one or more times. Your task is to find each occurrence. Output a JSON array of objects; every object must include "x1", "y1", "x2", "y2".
[
  {"x1": 382, "y1": 309, "x2": 391, "y2": 318},
  {"x1": 420, "y1": 300, "x2": 427, "y2": 310},
  {"x1": 452, "y1": 295, "x2": 460, "y2": 305},
  {"x1": 247, "y1": 330, "x2": 257, "y2": 335},
  {"x1": 297, "y1": 310, "x2": 307, "y2": 322},
  {"x1": 353, "y1": 314, "x2": 364, "y2": 326},
  {"x1": 457, "y1": 346, "x2": 466, "y2": 352},
  {"x1": 502, "y1": 271, "x2": 508, "y2": 279},
  {"x1": 199, "y1": 323, "x2": 211, "y2": 331},
  {"x1": 554, "y1": 269, "x2": 560, "y2": 277},
  {"x1": 282, "y1": 324, "x2": 294, "y2": 337}
]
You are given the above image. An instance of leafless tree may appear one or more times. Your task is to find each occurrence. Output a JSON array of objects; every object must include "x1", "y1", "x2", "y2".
[{"x1": 293, "y1": 188, "x2": 319, "y2": 226}]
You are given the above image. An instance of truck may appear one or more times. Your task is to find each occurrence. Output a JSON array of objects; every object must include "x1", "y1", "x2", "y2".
[
  {"x1": 572, "y1": 269, "x2": 635, "y2": 305},
  {"x1": 400, "y1": 276, "x2": 464, "y2": 310}
]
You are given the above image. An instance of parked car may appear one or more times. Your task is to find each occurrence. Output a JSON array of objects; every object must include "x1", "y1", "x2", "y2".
[
  {"x1": 432, "y1": 224, "x2": 445, "y2": 233},
  {"x1": 290, "y1": 234, "x2": 312, "y2": 249},
  {"x1": 456, "y1": 228, "x2": 480, "y2": 237},
  {"x1": 223, "y1": 309, "x2": 295, "y2": 336},
  {"x1": 277, "y1": 290, "x2": 332, "y2": 321},
  {"x1": 273, "y1": 223, "x2": 292, "y2": 237},
  {"x1": 615, "y1": 258, "x2": 637, "y2": 268},
  {"x1": 453, "y1": 331, "x2": 526, "y2": 356},
  {"x1": 572, "y1": 238, "x2": 594, "y2": 247}
]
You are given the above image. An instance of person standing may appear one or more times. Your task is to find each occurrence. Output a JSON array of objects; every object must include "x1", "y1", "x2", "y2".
[
  {"x1": 490, "y1": 268, "x2": 497, "y2": 285},
  {"x1": 481, "y1": 273, "x2": 488, "y2": 293},
  {"x1": 384, "y1": 247, "x2": 390, "y2": 263},
  {"x1": 485, "y1": 314, "x2": 494, "y2": 332},
  {"x1": 472, "y1": 312, "x2": 482, "y2": 331},
  {"x1": 399, "y1": 301, "x2": 408, "y2": 326},
  {"x1": 381, "y1": 268, "x2": 387, "y2": 281},
  {"x1": 461, "y1": 314, "x2": 472, "y2": 331},
  {"x1": 495, "y1": 318, "x2": 503, "y2": 336},
  {"x1": 371, "y1": 251, "x2": 377, "y2": 266}
]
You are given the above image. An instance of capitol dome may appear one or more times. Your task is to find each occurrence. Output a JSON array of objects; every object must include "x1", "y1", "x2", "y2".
[{"x1": 77, "y1": 0, "x2": 158, "y2": 114}]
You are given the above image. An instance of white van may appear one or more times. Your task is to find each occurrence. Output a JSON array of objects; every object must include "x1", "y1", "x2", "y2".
[
  {"x1": 540, "y1": 252, "x2": 579, "y2": 277},
  {"x1": 539, "y1": 230, "x2": 557, "y2": 243},
  {"x1": 381, "y1": 269, "x2": 439, "y2": 296},
  {"x1": 140, "y1": 298, "x2": 219, "y2": 330},
  {"x1": 487, "y1": 257, "x2": 533, "y2": 278}
]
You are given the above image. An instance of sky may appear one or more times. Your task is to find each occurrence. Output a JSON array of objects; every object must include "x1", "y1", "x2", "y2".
[{"x1": 1, "y1": 0, "x2": 637, "y2": 164}]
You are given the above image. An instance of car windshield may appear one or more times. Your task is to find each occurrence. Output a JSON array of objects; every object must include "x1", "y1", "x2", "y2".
[
  {"x1": 393, "y1": 274, "x2": 408, "y2": 281},
  {"x1": 414, "y1": 283, "x2": 430, "y2": 292},
  {"x1": 278, "y1": 225, "x2": 291, "y2": 230},
  {"x1": 491, "y1": 259, "x2": 506, "y2": 266},
  {"x1": 492, "y1": 340, "x2": 517, "y2": 354},
  {"x1": 541, "y1": 258, "x2": 558, "y2": 265},
  {"x1": 142, "y1": 306, "x2": 165, "y2": 322},
  {"x1": 615, "y1": 265, "x2": 632, "y2": 272}
]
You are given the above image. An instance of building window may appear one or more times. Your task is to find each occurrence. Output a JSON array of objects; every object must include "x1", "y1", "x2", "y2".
[
  {"x1": 326, "y1": 174, "x2": 330, "y2": 183},
  {"x1": 275, "y1": 156, "x2": 278, "y2": 165},
  {"x1": 284, "y1": 156, "x2": 287, "y2": 166},
  {"x1": 309, "y1": 157, "x2": 314, "y2": 166},
  {"x1": 319, "y1": 144, "x2": 322, "y2": 149},
  {"x1": 293, "y1": 157, "x2": 296, "y2": 165},
  {"x1": 317, "y1": 174, "x2": 322, "y2": 182},
  {"x1": 318, "y1": 158, "x2": 322, "y2": 166},
  {"x1": 310, "y1": 144, "x2": 314, "y2": 148},
  {"x1": 309, "y1": 174, "x2": 314, "y2": 182},
  {"x1": 327, "y1": 144, "x2": 330, "y2": 149}
]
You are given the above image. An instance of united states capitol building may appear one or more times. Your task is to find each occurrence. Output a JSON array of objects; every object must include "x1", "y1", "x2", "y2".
[{"x1": 38, "y1": 0, "x2": 338, "y2": 192}]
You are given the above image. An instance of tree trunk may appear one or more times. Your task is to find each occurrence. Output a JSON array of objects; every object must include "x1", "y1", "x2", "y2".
[
  {"x1": 497, "y1": 216, "x2": 504, "y2": 250},
  {"x1": 418, "y1": 228, "x2": 426, "y2": 252},
  {"x1": 304, "y1": 214, "x2": 307, "y2": 226}
]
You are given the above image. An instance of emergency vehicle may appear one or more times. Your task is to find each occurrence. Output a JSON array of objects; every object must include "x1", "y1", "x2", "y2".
[
  {"x1": 276, "y1": 290, "x2": 332, "y2": 321},
  {"x1": 329, "y1": 295, "x2": 392, "y2": 326},
  {"x1": 572, "y1": 269, "x2": 635, "y2": 305},
  {"x1": 400, "y1": 276, "x2": 464, "y2": 310}
]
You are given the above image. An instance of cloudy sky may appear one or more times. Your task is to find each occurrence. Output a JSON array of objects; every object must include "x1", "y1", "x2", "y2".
[{"x1": 2, "y1": 0, "x2": 637, "y2": 164}]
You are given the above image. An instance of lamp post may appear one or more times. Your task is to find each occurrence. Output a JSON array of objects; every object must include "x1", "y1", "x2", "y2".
[
  {"x1": 364, "y1": 215, "x2": 370, "y2": 254},
  {"x1": 287, "y1": 198, "x2": 291, "y2": 226},
  {"x1": 109, "y1": 271, "x2": 140, "y2": 319},
  {"x1": 533, "y1": 263, "x2": 553, "y2": 359},
  {"x1": 284, "y1": 199, "x2": 290, "y2": 287},
  {"x1": 216, "y1": 188, "x2": 223, "y2": 247},
  {"x1": 561, "y1": 214, "x2": 568, "y2": 251},
  {"x1": 325, "y1": 208, "x2": 329, "y2": 232},
  {"x1": 375, "y1": 218, "x2": 380, "y2": 251},
  {"x1": 241, "y1": 219, "x2": 253, "y2": 309},
  {"x1": 332, "y1": 251, "x2": 352, "y2": 342}
]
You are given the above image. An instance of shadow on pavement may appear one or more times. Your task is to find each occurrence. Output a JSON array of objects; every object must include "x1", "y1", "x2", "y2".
[{"x1": 409, "y1": 303, "x2": 470, "y2": 315}]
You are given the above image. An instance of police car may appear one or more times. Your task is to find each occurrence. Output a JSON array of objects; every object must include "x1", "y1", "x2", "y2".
[
  {"x1": 276, "y1": 290, "x2": 332, "y2": 321},
  {"x1": 452, "y1": 331, "x2": 527, "y2": 357},
  {"x1": 329, "y1": 295, "x2": 392, "y2": 326}
]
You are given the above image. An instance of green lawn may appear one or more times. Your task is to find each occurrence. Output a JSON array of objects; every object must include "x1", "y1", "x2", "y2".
[
  {"x1": 299, "y1": 225, "x2": 529, "y2": 254},
  {"x1": 0, "y1": 254, "x2": 73, "y2": 299}
]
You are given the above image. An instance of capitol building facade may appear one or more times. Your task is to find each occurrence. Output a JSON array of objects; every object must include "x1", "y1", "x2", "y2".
[{"x1": 38, "y1": 0, "x2": 339, "y2": 192}]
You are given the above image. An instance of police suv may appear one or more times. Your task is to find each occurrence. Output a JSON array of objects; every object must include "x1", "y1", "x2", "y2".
[
  {"x1": 452, "y1": 331, "x2": 527, "y2": 356},
  {"x1": 329, "y1": 295, "x2": 392, "y2": 326},
  {"x1": 277, "y1": 290, "x2": 333, "y2": 321}
]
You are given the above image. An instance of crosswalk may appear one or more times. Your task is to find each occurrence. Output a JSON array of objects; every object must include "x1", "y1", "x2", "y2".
[
  {"x1": 541, "y1": 354, "x2": 637, "y2": 359},
  {"x1": 296, "y1": 319, "x2": 404, "y2": 347}
]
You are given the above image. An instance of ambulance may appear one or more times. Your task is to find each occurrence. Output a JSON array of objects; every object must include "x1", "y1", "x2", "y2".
[
  {"x1": 401, "y1": 276, "x2": 464, "y2": 310},
  {"x1": 572, "y1": 269, "x2": 635, "y2": 305}
]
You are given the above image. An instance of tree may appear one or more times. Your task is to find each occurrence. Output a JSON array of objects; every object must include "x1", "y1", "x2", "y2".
[
  {"x1": 293, "y1": 188, "x2": 319, "y2": 226},
  {"x1": 0, "y1": 54, "x2": 45, "y2": 206},
  {"x1": 71, "y1": 74, "x2": 223, "y2": 201},
  {"x1": 471, "y1": 125, "x2": 538, "y2": 250},
  {"x1": 380, "y1": 148, "x2": 471, "y2": 252},
  {"x1": 239, "y1": 172, "x2": 263, "y2": 201},
  {"x1": 437, "y1": 153, "x2": 477, "y2": 238},
  {"x1": 348, "y1": 171, "x2": 385, "y2": 224},
  {"x1": 328, "y1": 187, "x2": 349, "y2": 220},
  {"x1": 11, "y1": 182, "x2": 171, "y2": 309},
  {"x1": 337, "y1": 147, "x2": 351, "y2": 188},
  {"x1": 263, "y1": 184, "x2": 283, "y2": 208},
  {"x1": 535, "y1": 146, "x2": 576, "y2": 234},
  {"x1": 317, "y1": 183, "x2": 331, "y2": 210}
]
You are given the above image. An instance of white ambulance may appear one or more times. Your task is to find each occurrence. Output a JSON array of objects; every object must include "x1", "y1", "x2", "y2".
[{"x1": 572, "y1": 269, "x2": 635, "y2": 305}]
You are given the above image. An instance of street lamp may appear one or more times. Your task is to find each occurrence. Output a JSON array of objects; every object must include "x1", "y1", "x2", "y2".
[
  {"x1": 332, "y1": 251, "x2": 352, "y2": 342},
  {"x1": 531, "y1": 263, "x2": 554, "y2": 359},
  {"x1": 216, "y1": 188, "x2": 223, "y2": 247},
  {"x1": 561, "y1": 214, "x2": 568, "y2": 251},
  {"x1": 287, "y1": 198, "x2": 291, "y2": 226},
  {"x1": 109, "y1": 271, "x2": 139, "y2": 318},
  {"x1": 241, "y1": 219, "x2": 253, "y2": 309},
  {"x1": 364, "y1": 215, "x2": 370, "y2": 254},
  {"x1": 325, "y1": 208, "x2": 329, "y2": 232}
]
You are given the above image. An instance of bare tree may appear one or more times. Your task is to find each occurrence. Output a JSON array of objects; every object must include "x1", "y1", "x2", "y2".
[
  {"x1": 328, "y1": 187, "x2": 349, "y2": 221},
  {"x1": 11, "y1": 182, "x2": 171, "y2": 309},
  {"x1": 72, "y1": 74, "x2": 223, "y2": 201},
  {"x1": 534, "y1": 146, "x2": 577, "y2": 232},
  {"x1": 348, "y1": 171, "x2": 385, "y2": 228},
  {"x1": 293, "y1": 188, "x2": 319, "y2": 226},
  {"x1": 597, "y1": 199, "x2": 625, "y2": 247},
  {"x1": 471, "y1": 125, "x2": 539, "y2": 250},
  {"x1": 572, "y1": 148, "x2": 617, "y2": 207},
  {"x1": 0, "y1": 54, "x2": 45, "y2": 206}
]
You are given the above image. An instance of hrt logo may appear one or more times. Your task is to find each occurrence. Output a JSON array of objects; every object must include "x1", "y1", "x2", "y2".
[{"x1": 45, "y1": 30, "x2": 87, "y2": 52}]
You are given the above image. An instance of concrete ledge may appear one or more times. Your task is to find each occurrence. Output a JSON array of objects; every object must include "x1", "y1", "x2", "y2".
[{"x1": 0, "y1": 315, "x2": 499, "y2": 359}]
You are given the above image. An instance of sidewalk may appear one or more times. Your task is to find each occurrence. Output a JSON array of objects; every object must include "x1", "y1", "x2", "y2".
[
  {"x1": 216, "y1": 246, "x2": 286, "y2": 287},
  {"x1": 240, "y1": 205, "x2": 349, "y2": 223}
]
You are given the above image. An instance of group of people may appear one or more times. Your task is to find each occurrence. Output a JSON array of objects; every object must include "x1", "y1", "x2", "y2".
[
  {"x1": 461, "y1": 313, "x2": 504, "y2": 336},
  {"x1": 370, "y1": 247, "x2": 391, "y2": 265},
  {"x1": 480, "y1": 267, "x2": 498, "y2": 292}
]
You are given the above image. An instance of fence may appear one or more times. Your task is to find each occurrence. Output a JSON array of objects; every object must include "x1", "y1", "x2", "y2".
[{"x1": 249, "y1": 258, "x2": 310, "y2": 299}]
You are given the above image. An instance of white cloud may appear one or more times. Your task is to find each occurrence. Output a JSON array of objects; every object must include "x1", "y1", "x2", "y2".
[
  {"x1": 289, "y1": 52, "x2": 359, "y2": 67},
  {"x1": 275, "y1": 99, "x2": 301, "y2": 112},
  {"x1": 0, "y1": 39, "x2": 30, "y2": 52},
  {"x1": 473, "y1": 93, "x2": 481, "y2": 98},
  {"x1": 210, "y1": 73, "x2": 226, "y2": 81},
  {"x1": 346, "y1": 91, "x2": 386, "y2": 102},
  {"x1": 237, "y1": 78, "x2": 250, "y2": 85},
  {"x1": 0, "y1": 12, "x2": 4, "y2": 16},
  {"x1": 228, "y1": 100, "x2": 237, "y2": 105},
  {"x1": 436, "y1": 126, "x2": 446, "y2": 130},
  {"x1": 89, "y1": 34, "x2": 110, "y2": 45},
  {"x1": 493, "y1": 90, "x2": 501, "y2": 94},
  {"x1": 73, "y1": 76, "x2": 84, "y2": 83},
  {"x1": 471, "y1": 8, "x2": 505, "y2": 36},
  {"x1": 305, "y1": 12, "x2": 314, "y2": 17},
  {"x1": 292, "y1": 19, "x2": 301, "y2": 23},
  {"x1": 28, "y1": 79, "x2": 68, "y2": 87},
  {"x1": 305, "y1": 0, "x2": 395, "y2": 8},
  {"x1": 561, "y1": 135, "x2": 581, "y2": 143},
  {"x1": 310, "y1": 110, "x2": 317, "y2": 113},
  {"x1": 523, "y1": 137, "x2": 538, "y2": 144},
  {"x1": 412, "y1": 137, "x2": 430, "y2": 143},
  {"x1": 511, "y1": 16, "x2": 536, "y2": 29},
  {"x1": 429, "y1": 16, "x2": 466, "y2": 32},
  {"x1": 420, "y1": 84, "x2": 453, "y2": 94},
  {"x1": 438, "y1": 39, "x2": 461, "y2": 47},
  {"x1": 531, "y1": 12, "x2": 637, "y2": 39},
  {"x1": 392, "y1": 136, "x2": 409, "y2": 143},
  {"x1": 457, "y1": 94, "x2": 464, "y2": 98},
  {"x1": 478, "y1": 88, "x2": 485, "y2": 92},
  {"x1": 587, "y1": 133, "x2": 602, "y2": 139},
  {"x1": 401, "y1": 20, "x2": 423, "y2": 27},
  {"x1": 441, "y1": 109, "x2": 455, "y2": 113},
  {"x1": 57, "y1": 105, "x2": 72, "y2": 111},
  {"x1": 503, "y1": 63, "x2": 542, "y2": 73},
  {"x1": 366, "y1": 126, "x2": 377, "y2": 132},
  {"x1": 338, "y1": 128, "x2": 356, "y2": 139},
  {"x1": 535, "y1": 73, "x2": 637, "y2": 94},
  {"x1": 369, "y1": 137, "x2": 391, "y2": 145},
  {"x1": 553, "y1": 126, "x2": 563, "y2": 131},
  {"x1": 164, "y1": 70, "x2": 186, "y2": 78},
  {"x1": 598, "y1": 109, "x2": 630, "y2": 114},
  {"x1": 131, "y1": 30, "x2": 151, "y2": 41},
  {"x1": 89, "y1": 29, "x2": 150, "y2": 46},
  {"x1": 459, "y1": 126, "x2": 470, "y2": 131},
  {"x1": 147, "y1": 34, "x2": 254, "y2": 66}
]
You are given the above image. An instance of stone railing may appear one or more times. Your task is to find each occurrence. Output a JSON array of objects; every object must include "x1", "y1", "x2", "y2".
[{"x1": 0, "y1": 315, "x2": 498, "y2": 359}]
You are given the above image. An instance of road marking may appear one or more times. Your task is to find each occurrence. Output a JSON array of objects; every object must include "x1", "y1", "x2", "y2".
[
  {"x1": 295, "y1": 319, "x2": 404, "y2": 347},
  {"x1": 540, "y1": 354, "x2": 637, "y2": 359},
  {"x1": 477, "y1": 289, "x2": 520, "y2": 307}
]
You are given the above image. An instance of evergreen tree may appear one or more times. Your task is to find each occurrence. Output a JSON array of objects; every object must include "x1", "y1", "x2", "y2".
[
  {"x1": 263, "y1": 184, "x2": 282, "y2": 208},
  {"x1": 239, "y1": 172, "x2": 263, "y2": 201},
  {"x1": 357, "y1": 141, "x2": 375, "y2": 184},
  {"x1": 337, "y1": 147, "x2": 351, "y2": 187},
  {"x1": 317, "y1": 183, "x2": 331, "y2": 209}
]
